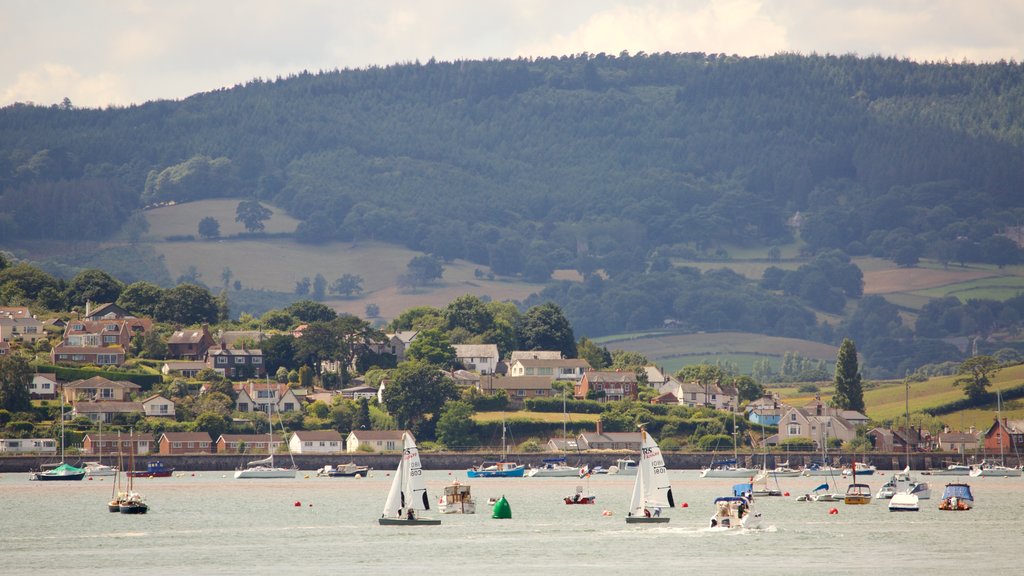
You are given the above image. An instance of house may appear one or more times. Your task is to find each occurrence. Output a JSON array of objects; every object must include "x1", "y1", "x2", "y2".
[
  {"x1": 0, "y1": 341, "x2": 8, "y2": 356},
  {"x1": 214, "y1": 329, "x2": 267, "y2": 349},
  {"x1": 546, "y1": 437, "x2": 581, "y2": 452},
  {"x1": 576, "y1": 423, "x2": 643, "y2": 451},
  {"x1": 63, "y1": 376, "x2": 141, "y2": 405},
  {"x1": 29, "y1": 373, "x2": 59, "y2": 399},
  {"x1": 650, "y1": 391, "x2": 679, "y2": 405},
  {"x1": 936, "y1": 428, "x2": 980, "y2": 453},
  {"x1": 167, "y1": 325, "x2": 215, "y2": 360},
  {"x1": 142, "y1": 394, "x2": 176, "y2": 418},
  {"x1": 0, "y1": 438, "x2": 57, "y2": 454},
  {"x1": 478, "y1": 376, "x2": 555, "y2": 406},
  {"x1": 73, "y1": 401, "x2": 144, "y2": 423},
  {"x1": 661, "y1": 378, "x2": 739, "y2": 411},
  {"x1": 50, "y1": 317, "x2": 151, "y2": 367},
  {"x1": 232, "y1": 381, "x2": 301, "y2": 413},
  {"x1": 451, "y1": 369, "x2": 481, "y2": 387},
  {"x1": 161, "y1": 360, "x2": 207, "y2": 378},
  {"x1": 981, "y1": 418, "x2": 1024, "y2": 454},
  {"x1": 289, "y1": 430, "x2": 344, "y2": 454},
  {"x1": 0, "y1": 307, "x2": 46, "y2": 343},
  {"x1": 50, "y1": 344, "x2": 126, "y2": 366},
  {"x1": 452, "y1": 344, "x2": 500, "y2": 375},
  {"x1": 345, "y1": 430, "x2": 410, "y2": 453},
  {"x1": 206, "y1": 346, "x2": 265, "y2": 379},
  {"x1": 386, "y1": 331, "x2": 418, "y2": 363},
  {"x1": 867, "y1": 426, "x2": 925, "y2": 453},
  {"x1": 642, "y1": 365, "x2": 668, "y2": 388},
  {"x1": 508, "y1": 357, "x2": 591, "y2": 380},
  {"x1": 82, "y1": 301, "x2": 134, "y2": 321},
  {"x1": 509, "y1": 350, "x2": 562, "y2": 362},
  {"x1": 776, "y1": 398, "x2": 859, "y2": 447},
  {"x1": 158, "y1": 432, "x2": 213, "y2": 455},
  {"x1": 83, "y1": 433, "x2": 151, "y2": 455},
  {"x1": 215, "y1": 433, "x2": 286, "y2": 455},
  {"x1": 340, "y1": 384, "x2": 378, "y2": 400},
  {"x1": 575, "y1": 371, "x2": 638, "y2": 402}
]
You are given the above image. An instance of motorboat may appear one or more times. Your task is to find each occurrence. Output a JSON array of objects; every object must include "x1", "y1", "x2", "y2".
[
  {"x1": 699, "y1": 458, "x2": 757, "y2": 478},
  {"x1": 438, "y1": 481, "x2": 476, "y2": 514},
  {"x1": 969, "y1": 460, "x2": 1022, "y2": 477},
  {"x1": 83, "y1": 461, "x2": 118, "y2": 477},
  {"x1": 317, "y1": 462, "x2": 369, "y2": 477},
  {"x1": 564, "y1": 482, "x2": 596, "y2": 505},
  {"x1": 888, "y1": 492, "x2": 919, "y2": 512},
  {"x1": 938, "y1": 483, "x2": 974, "y2": 511},
  {"x1": 610, "y1": 458, "x2": 638, "y2": 475},
  {"x1": 876, "y1": 467, "x2": 931, "y2": 500},
  {"x1": 844, "y1": 483, "x2": 872, "y2": 505},
  {"x1": 128, "y1": 461, "x2": 175, "y2": 478},
  {"x1": 527, "y1": 457, "x2": 580, "y2": 477},
  {"x1": 842, "y1": 461, "x2": 877, "y2": 476},
  {"x1": 801, "y1": 461, "x2": 843, "y2": 476},
  {"x1": 467, "y1": 460, "x2": 525, "y2": 478},
  {"x1": 709, "y1": 483, "x2": 762, "y2": 529},
  {"x1": 929, "y1": 463, "x2": 972, "y2": 476}
]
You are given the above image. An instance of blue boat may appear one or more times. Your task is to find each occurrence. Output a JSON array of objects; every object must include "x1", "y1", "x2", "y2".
[
  {"x1": 938, "y1": 483, "x2": 974, "y2": 511},
  {"x1": 467, "y1": 461, "x2": 525, "y2": 478},
  {"x1": 127, "y1": 461, "x2": 175, "y2": 478}
]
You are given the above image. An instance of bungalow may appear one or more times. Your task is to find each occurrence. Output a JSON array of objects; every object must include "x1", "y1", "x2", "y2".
[
  {"x1": 340, "y1": 384, "x2": 378, "y2": 401},
  {"x1": 50, "y1": 344, "x2": 126, "y2": 367},
  {"x1": 206, "y1": 346, "x2": 265, "y2": 379},
  {"x1": 478, "y1": 375, "x2": 555, "y2": 406},
  {"x1": 158, "y1": 432, "x2": 213, "y2": 455},
  {"x1": 345, "y1": 430, "x2": 409, "y2": 453},
  {"x1": 507, "y1": 357, "x2": 591, "y2": 381},
  {"x1": 451, "y1": 369, "x2": 481, "y2": 387},
  {"x1": 289, "y1": 430, "x2": 344, "y2": 454},
  {"x1": 233, "y1": 382, "x2": 302, "y2": 413},
  {"x1": 216, "y1": 433, "x2": 286, "y2": 455},
  {"x1": 453, "y1": 344, "x2": 500, "y2": 375},
  {"x1": 161, "y1": 360, "x2": 207, "y2": 378},
  {"x1": 167, "y1": 325, "x2": 215, "y2": 360},
  {"x1": 73, "y1": 401, "x2": 144, "y2": 423},
  {"x1": 0, "y1": 438, "x2": 57, "y2": 454},
  {"x1": 142, "y1": 394, "x2": 176, "y2": 418},
  {"x1": 83, "y1": 433, "x2": 151, "y2": 455},
  {"x1": 29, "y1": 373, "x2": 59, "y2": 400},
  {"x1": 63, "y1": 376, "x2": 140, "y2": 405},
  {"x1": 576, "y1": 423, "x2": 643, "y2": 451},
  {"x1": 575, "y1": 371, "x2": 638, "y2": 402}
]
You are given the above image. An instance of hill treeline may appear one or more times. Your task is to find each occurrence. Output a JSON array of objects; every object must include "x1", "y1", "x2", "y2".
[{"x1": 3, "y1": 52, "x2": 1024, "y2": 376}]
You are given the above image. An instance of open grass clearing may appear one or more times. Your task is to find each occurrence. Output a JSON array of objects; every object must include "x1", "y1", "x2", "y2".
[
  {"x1": 599, "y1": 331, "x2": 838, "y2": 364},
  {"x1": 473, "y1": 411, "x2": 601, "y2": 425},
  {"x1": 143, "y1": 199, "x2": 301, "y2": 238}
]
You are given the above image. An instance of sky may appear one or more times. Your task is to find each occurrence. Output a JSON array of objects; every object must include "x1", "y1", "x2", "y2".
[{"x1": 2, "y1": 0, "x2": 1023, "y2": 109}]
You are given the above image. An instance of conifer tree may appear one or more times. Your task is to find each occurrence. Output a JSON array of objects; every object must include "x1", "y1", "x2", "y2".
[{"x1": 832, "y1": 338, "x2": 864, "y2": 413}]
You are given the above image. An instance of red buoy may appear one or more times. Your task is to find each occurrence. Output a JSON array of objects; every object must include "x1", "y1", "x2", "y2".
[
  {"x1": 829, "y1": 508, "x2": 839, "y2": 515},
  {"x1": 783, "y1": 492, "x2": 790, "y2": 497},
  {"x1": 681, "y1": 502, "x2": 688, "y2": 508},
  {"x1": 294, "y1": 501, "x2": 301, "y2": 507}
]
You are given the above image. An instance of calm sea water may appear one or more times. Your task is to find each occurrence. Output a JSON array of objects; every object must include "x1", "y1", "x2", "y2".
[{"x1": 0, "y1": 468, "x2": 1017, "y2": 575}]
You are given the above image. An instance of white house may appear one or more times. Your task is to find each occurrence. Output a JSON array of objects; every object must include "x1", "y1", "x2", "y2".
[
  {"x1": 452, "y1": 344, "x2": 500, "y2": 375},
  {"x1": 29, "y1": 373, "x2": 59, "y2": 399},
  {"x1": 659, "y1": 377, "x2": 739, "y2": 411},
  {"x1": 142, "y1": 394, "x2": 176, "y2": 418},
  {"x1": 507, "y1": 358, "x2": 591, "y2": 380},
  {"x1": 345, "y1": 430, "x2": 409, "y2": 453},
  {"x1": 232, "y1": 382, "x2": 302, "y2": 413},
  {"x1": 289, "y1": 430, "x2": 344, "y2": 454},
  {"x1": 0, "y1": 438, "x2": 57, "y2": 454}
]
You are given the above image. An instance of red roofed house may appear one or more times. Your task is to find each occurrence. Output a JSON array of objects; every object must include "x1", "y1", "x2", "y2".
[
  {"x1": 158, "y1": 432, "x2": 213, "y2": 455},
  {"x1": 345, "y1": 430, "x2": 410, "y2": 453},
  {"x1": 289, "y1": 430, "x2": 344, "y2": 454},
  {"x1": 575, "y1": 370, "x2": 638, "y2": 402},
  {"x1": 167, "y1": 325, "x2": 215, "y2": 360}
]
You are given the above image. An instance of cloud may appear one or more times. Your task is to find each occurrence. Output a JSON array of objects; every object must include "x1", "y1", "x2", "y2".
[{"x1": 1, "y1": 63, "x2": 128, "y2": 108}]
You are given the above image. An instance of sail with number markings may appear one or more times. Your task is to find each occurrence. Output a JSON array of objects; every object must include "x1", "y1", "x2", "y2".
[
  {"x1": 628, "y1": 429, "x2": 675, "y2": 516},
  {"x1": 382, "y1": 432, "x2": 431, "y2": 518}
]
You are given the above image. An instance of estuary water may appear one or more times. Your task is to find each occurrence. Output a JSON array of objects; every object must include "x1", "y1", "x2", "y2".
[{"x1": 1, "y1": 469, "x2": 1017, "y2": 575}]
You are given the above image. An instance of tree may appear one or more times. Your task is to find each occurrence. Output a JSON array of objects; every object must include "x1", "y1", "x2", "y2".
[
  {"x1": 381, "y1": 360, "x2": 458, "y2": 429},
  {"x1": 365, "y1": 303, "x2": 380, "y2": 318},
  {"x1": 138, "y1": 330, "x2": 168, "y2": 360},
  {"x1": 832, "y1": 338, "x2": 865, "y2": 412},
  {"x1": 443, "y1": 294, "x2": 493, "y2": 334},
  {"x1": 401, "y1": 255, "x2": 444, "y2": 287},
  {"x1": 329, "y1": 274, "x2": 364, "y2": 298},
  {"x1": 0, "y1": 355, "x2": 32, "y2": 412},
  {"x1": 294, "y1": 277, "x2": 311, "y2": 296},
  {"x1": 65, "y1": 269, "x2": 124, "y2": 308},
  {"x1": 154, "y1": 284, "x2": 219, "y2": 325},
  {"x1": 285, "y1": 299, "x2": 337, "y2": 323},
  {"x1": 194, "y1": 412, "x2": 230, "y2": 442},
  {"x1": 953, "y1": 355, "x2": 1000, "y2": 402},
  {"x1": 435, "y1": 400, "x2": 478, "y2": 450},
  {"x1": 406, "y1": 328, "x2": 457, "y2": 369},
  {"x1": 312, "y1": 273, "x2": 327, "y2": 301},
  {"x1": 294, "y1": 315, "x2": 385, "y2": 387},
  {"x1": 518, "y1": 302, "x2": 577, "y2": 358},
  {"x1": 577, "y1": 337, "x2": 611, "y2": 370},
  {"x1": 116, "y1": 281, "x2": 164, "y2": 317},
  {"x1": 235, "y1": 199, "x2": 272, "y2": 233},
  {"x1": 198, "y1": 216, "x2": 221, "y2": 239},
  {"x1": 733, "y1": 375, "x2": 764, "y2": 403}
]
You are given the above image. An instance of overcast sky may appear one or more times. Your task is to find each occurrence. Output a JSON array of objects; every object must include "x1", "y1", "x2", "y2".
[{"x1": 3, "y1": 0, "x2": 1022, "y2": 109}]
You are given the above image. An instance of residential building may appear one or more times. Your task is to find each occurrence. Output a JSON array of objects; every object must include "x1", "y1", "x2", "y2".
[
  {"x1": 642, "y1": 365, "x2": 668, "y2": 388},
  {"x1": 509, "y1": 350, "x2": 562, "y2": 362},
  {"x1": 50, "y1": 344, "x2": 126, "y2": 366},
  {"x1": 478, "y1": 375, "x2": 555, "y2": 407},
  {"x1": 82, "y1": 301, "x2": 134, "y2": 321},
  {"x1": 386, "y1": 331, "x2": 418, "y2": 363},
  {"x1": 936, "y1": 428, "x2": 980, "y2": 453},
  {"x1": 661, "y1": 377, "x2": 739, "y2": 411},
  {"x1": 167, "y1": 325, "x2": 215, "y2": 360},
  {"x1": 576, "y1": 423, "x2": 643, "y2": 451},
  {"x1": 29, "y1": 373, "x2": 59, "y2": 399},
  {"x1": 453, "y1": 344, "x2": 500, "y2": 374},
  {"x1": 981, "y1": 418, "x2": 1024, "y2": 454},
  {"x1": 142, "y1": 394, "x2": 176, "y2": 418},
  {"x1": 216, "y1": 433, "x2": 286, "y2": 455},
  {"x1": 776, "y1": 398, "x2": 861, "y2": 447},
  {"x1": 83, "y1": 433, "x2": 151, "y2": 455},
  {"x1": 508, "y1": 357, "x2": 590, "y2": 380},
  {"x1": 63, "y1": 376, "x2": 140, "y2": 405},
  {"x1": 161, "y1": 360, "x2": 207, "y2": 378},
  {"x1": 232, "y1": 381, "x2": 301, "y2": 413},
  {"x1": 0, "y1": 307, "x2": 45, "y2": 344},
  {"x1": 73, "y1": 401, "x2": 144, "y2": 423},
  {"x1": 0, "y1": 438, "x2": 57, "y2": 454},
  {"x1": 575, "y1": 370, "x2": 638, "y2": 402},
  {"x1": 345, "y1": 430, "x2": 409, "y2": 453},
  {"x1": 340, "y1": 384, "x2": 378, "y2": 400},
  {"x1": 206, "y1": 346, "x2": 265, "y2": 379},
  {"x1": 158, "y1": 432, "x2": 213, "y2": 455},
  {"x1": 289, "y1": 430, "x2": 344, "y2": 454}
]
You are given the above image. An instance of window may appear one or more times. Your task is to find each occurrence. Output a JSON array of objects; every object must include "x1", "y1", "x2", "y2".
[
  {"x1": 304, "y1": 441, "x2": 312, "y2": 447},
  {"x1": 788, "y1": 425, "x2": 800, "y2": 435},
  {"x1": 158, "y1": 405, "x2": 168, "y2": 414},
  {"x1": 251, "y1": 357, "x2": 262, "y2": 364},
  {"x1": 284, "y1": 403, "x2": 294, "y2": 411},
  {"x1": 257, "y1": 390, "x2": 273, "y2": 398},
  {"x1": 187, "y1": 442, "x2": 194, "y2": 448},
  {"x1": 100, "y1": 388, "x2": 113, "y2": 398},
  {"x1": 173, "y1": 442, "x2": 182, "y2": 448},
  {"x1": 234, "y1": 356, "x2": 246, "y2": 364},
  {"x1": 42, "y1": 382, "x2": 51, "y2": 390},
  {"x1": 103, "y1": 335, "x2": 118, "y2": 344},
  {"x1": 238, "y1": 402, "x2": 249, "y2": 412},
  {"x1": 790, "y1": 413, "x2": 797, "y2": 422},
  {"x1": 217, "y1": 356, "x2": 227, "y2": 365}
]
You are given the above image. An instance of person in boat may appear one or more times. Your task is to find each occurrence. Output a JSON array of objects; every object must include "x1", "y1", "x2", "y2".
[
  {"x1": 407, "y1": 508, "x2": 415, "y2": 520},
  {"x1": 653, "y1": 507, "x2": 661, "y2": 517},
  {"x1": 573, "y1": 493, "x2": 580, "y2": 503},
  {"x1": 643, "y1": 508, "x2": 651, "y2": 518}
]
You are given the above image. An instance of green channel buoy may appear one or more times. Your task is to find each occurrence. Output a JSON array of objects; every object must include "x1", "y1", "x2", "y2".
[{"x1": 492, "y1": 495, "x2": 511, "y2": 519}]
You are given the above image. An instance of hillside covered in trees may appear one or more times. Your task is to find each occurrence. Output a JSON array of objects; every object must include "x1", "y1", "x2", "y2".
[{"x1": 2, "y1": 52, "x2": 1024, "y2": 377}]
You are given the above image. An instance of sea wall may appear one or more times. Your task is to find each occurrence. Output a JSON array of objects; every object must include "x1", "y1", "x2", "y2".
[{"x1": 0, "y1": 452, "x2": 1008, "y2": 473}]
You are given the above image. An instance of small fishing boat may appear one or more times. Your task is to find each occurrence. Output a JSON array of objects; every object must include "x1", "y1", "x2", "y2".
[
  {"x1": 938, "y1": 483, "x2": 974, "y2": 511},
  {"x1": 710, "y1": 483, "x2": 763, "y2": 529},
  {"x1": 439, "y1": 481, "x2": 476, "y2": 514},
  {"x1": 317, "y1": 462, "x2": 370, "y2": 477},
  {"x1": 888, "y1": 492, "x2": 919, "y2": 512},
  {"x1": 127, "y1": 461, "x2": 175, "y2": 478}
]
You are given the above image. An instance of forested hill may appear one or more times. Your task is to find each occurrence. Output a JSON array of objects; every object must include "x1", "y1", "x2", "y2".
[{"x1": 3, "y1": 52, "x2": 1024, "y2": 377}]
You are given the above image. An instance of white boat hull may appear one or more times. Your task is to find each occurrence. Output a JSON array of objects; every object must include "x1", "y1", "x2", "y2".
[
  {"x1": 700, "y1": 468, "x2": 757, "y2": 478},
  {"x1": 527, "y1": 466, "x2": 581, "y2": 477},
  {"x1": 234, "y1": 467, "x2": 297, "y2": 479},
  {"x1": 889, "y1": 493, "x2": 920, "y2": 511}
]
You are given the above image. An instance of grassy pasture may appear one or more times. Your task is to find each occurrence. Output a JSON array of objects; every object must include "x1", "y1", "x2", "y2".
[
  {"x1": 600, "y1": 331, "x2": 838, "y2": 363},
  {"x1": 143, "y1": 199, "x2": 301, "y2": 238},
  {"x1": 654, "y1": 353, "x2": 785, "y2": 375},
  {"x1": 910, "y1": 276, "x2": 1024, "y2": 301},
  {"x1": 473, "y1": 411, "x2": 601, "y2": 425}
]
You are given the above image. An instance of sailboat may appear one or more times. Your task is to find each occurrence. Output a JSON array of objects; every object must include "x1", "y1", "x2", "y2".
[
  {"x1": 970, "y1": 390, "x2": 1022, "y2": 477},
  {"x1": 29, "y1": 385, "x2": 85, "y2": 481},
  {"x1": 528, "y1": 388, "x2": 580, "y2": 477},
  {"x1": 796, "y1": 427, "x2": 843, "y2": 502},
  {"x1": 885, "y1": 379, "x2": 927, "y2": 510},
  {"x1": 700, "y1": 410, "x2": 756, "y2": 478},
  {"x1": 625, "y1": 427, "x2": 674, "y2": 524},
  {"x1": 118, "y1": 430, "x2": 148, "y2": 514},
  {"x1": 379, "y1": 432, "x2": 440, "y2": 525},
  {"x1": 843, "y1": 460, "x2": 872, "y2": 505},
  {"x1": 467, "y1": 418, "x2": 525, "y2": 478},
  {"x1": 108, "y1": 432, "x2": 127, "y2": 512},
  {"x1": 234, "y1": 384, "x2": 297, "y2": 479},
  {"x1": 84, "y1": 421, "x2": 118, "y2": 477}
]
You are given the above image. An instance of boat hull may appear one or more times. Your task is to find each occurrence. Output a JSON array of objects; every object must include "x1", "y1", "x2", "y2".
[
  {"x1": 527, "y1": 467, "x2": 581, "y2": 477},
  {"x1": 378, "y1": 518, "x2": 441, "y2": 526},
  {"x1": 234, "y1": 468, "x2": 297, "y2": 479},
  {"x1": 563, "y1": 496, "x2": 597, "y2": 505},
  {"x1": 119, "y1": 504, "x2": 148, "y2": 514},
  {"x1": 466, "y1": 466, "x2": 525, "y2": 478},
  {"x1": 625, "y1": 517, "x2": 670, "y2": 524},
  {"x1": 699, "y1": 468, "x2": 758, "y2": 478},
  {"x1": 30, "y1": 471, "x2": 85, "y2": 481},
  {"x1": 888, "y1": 494, "x2": 920, "y2": 512}
]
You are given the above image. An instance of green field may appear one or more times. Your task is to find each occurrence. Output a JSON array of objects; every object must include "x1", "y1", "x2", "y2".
[{"x1": 910, "y1": 276, "x2": 1024, "y2": 301}]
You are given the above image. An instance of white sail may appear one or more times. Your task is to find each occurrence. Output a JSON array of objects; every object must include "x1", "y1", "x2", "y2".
[
  {"x1": 382, "y1": 443, "x2": 406, "y2": 518},
  {"x1": 382, "y1": 432, "x2": 431, "y2": 518},
  {"x1": 630, "y1": 429, "x2": 674, "y2": 515}
]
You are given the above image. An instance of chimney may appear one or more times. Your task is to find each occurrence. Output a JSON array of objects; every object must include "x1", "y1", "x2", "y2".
[
  {"x1": 85, "y1": 300, "x2": 92, "y2": 317},
  {"x1": 596, "y1": 420, "x2": 603, "y2": 435}
]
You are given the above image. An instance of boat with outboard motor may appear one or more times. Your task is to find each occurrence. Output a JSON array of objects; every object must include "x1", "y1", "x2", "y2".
[
  {"x1": 317, "y1": 462, "x2": 370, "y2": 477},
  {"x1": 938, "y1": 482, "x2": 974, "y2": 511},
  {"x1": 710, "y1": 483, "x2": 763, "y2": 529}
]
